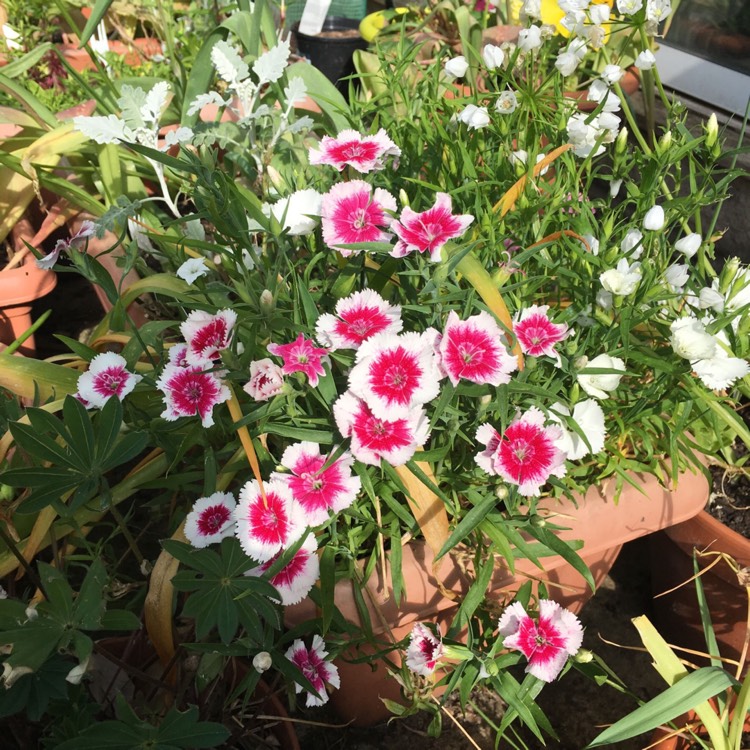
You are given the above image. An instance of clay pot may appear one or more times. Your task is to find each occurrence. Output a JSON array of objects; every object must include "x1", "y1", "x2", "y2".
[
  {"x1": 650, "y1": 510, "x2": 750, "y2": 673},
  {"x1": 649, "y1": 705, "x2": 750, "y2": 748},
  {"x1": 59, "y1": 37, "x2": 163, "y2": 72},
  {"x1": 0, "y1": 253, "x2": 57, "y2": 356},
  {"x1": 286, "y1": 465, "x2": 709, "y2": 726}
]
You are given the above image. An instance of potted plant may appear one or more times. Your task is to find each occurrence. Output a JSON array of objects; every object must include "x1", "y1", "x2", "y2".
[{"x1": 0, "y1": 0, "x2": 747, "y2": 745}]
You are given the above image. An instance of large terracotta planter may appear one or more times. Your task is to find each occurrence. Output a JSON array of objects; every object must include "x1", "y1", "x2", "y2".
[
  {"x1": 649, "y1": 705, "x2": 750, "y2": 748},
  {"x1": 286, "y1": 465, "x2": 708, "y2": 726},
  {"x1": 59, "y1": 37, "x2": 162, "y2": 72},
  {"x1": 0, "y1": 255, "x2": 57, "y2": 356},
  {"x1": 650, "y1": 509, "x2": 750, "y2": 672}
]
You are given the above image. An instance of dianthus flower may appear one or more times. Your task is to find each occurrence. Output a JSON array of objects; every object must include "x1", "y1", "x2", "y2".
[
  {"x1": 285, "y1": 635, "x2": 340, "y2": 707},
  {"x1": 184, "y1": 492, "x2": 236, "y2": 548},
  {"x1": 180, "y1": 309, "x2": 237, "y2": 367},
  {"x1": 156, "y1": 364, "x2": 230, "y2": 428},
  {"x1": 268, "y1": 333, "x2": 330, "y2": 387},
  {"x1": 76, "y1": 352, "x2": 141, "y2": 409},
  {"x1": 308, "y1": 128, "x2": 400, "y2": 173}
]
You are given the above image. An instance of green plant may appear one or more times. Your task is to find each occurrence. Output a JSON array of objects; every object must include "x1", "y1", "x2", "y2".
[{"x1": 588, "y1": 550, "x2": 750, "y2": 748}]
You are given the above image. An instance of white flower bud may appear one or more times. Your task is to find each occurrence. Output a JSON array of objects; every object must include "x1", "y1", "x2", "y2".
[
  {"x1": 444, "y1": 56, "x2": 469, "y2": 79},
  {"x1": 253, "y1": 651, "x2": 273, "y2": 673},
  {"x1": 482, "y1": 44, "x2": 505, "y2": 70},
  {"x1": 635, "y1": 49, "x2": 656, "y2": 70},
  {"x1": 675, "y1": 232, "x2": 701, "y2": 258},
  {"x1": 643, "y1": 205, "x2": 665, "y2": 231}
]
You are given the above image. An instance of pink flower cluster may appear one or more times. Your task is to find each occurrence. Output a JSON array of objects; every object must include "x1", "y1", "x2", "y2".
[
  {"x1": 156, "y1": 309, "x2": 235, "y2": 428},
  {"x1": 406, "y1": 599, "x2": 582, "y2": 684},
  {"x1": 184, "y1": 441, "x2": 360, "y2": 606},
  {"x1": 310, "y1": 130, "x2": 473, "y2": 261}
]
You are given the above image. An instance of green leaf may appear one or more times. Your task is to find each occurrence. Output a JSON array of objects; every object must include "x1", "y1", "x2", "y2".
[
  {"x1": 79, "y1": 0, "x2": 116, "y2": 45},
  {"x1": 74, "y1": 558, "x2": 108, "y2": 630},
  {"x1": 525, "y1": 522, "x2": 596, "y2": 592},
  {"x1": 7, "y1": 422, "x2": 78, "y2": 469},
  {"x1": 99, "y1": 609, "x2": 142, "y2": 631},
  {"x1": 586, "y1": 667, "x2": 735, "y2": 746},
  {"x1": 436, "y1": 492, "x2": 496, "y2": 560},
  {"x1": 62, "y1": 396, "x2": 95, "y2": 467}
]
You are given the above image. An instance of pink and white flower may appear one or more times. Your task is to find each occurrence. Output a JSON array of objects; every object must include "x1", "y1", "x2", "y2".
[
  {"x1": 316, "y1": 289, "x2": 402, "y2": 351},
  {"x1": 498, "y1": 600, "x2": 583, "y2": 682},
  {"x1": 272, "y1": 442, "x2": 361, "y2": 526},
  {"x1": 268, "y1": 334, "x2": 330, "y2": 387},
  {"x1": 348, "y1": 332, "x2": 442, "y2": 420},
  {"x1": 308, "y1": 128, "x2": 401, "y2": 173},
  {"x1": 439, "y1": 311, "x2": 517, "y2": 386},
  {"x1": 321, "y1": 181, "x2": 397, "y2": 255},
  {"x1": 76, "y1": 352, "x2": 141, "y2": 409},
  {"x1": 475, "y1": 408, "x2": 567, "y2": 496},
  {"x1": 285, "y1": 635, "x2": 340, "y2": 707},
  {"x1": 333, "y1": 391, "x2": 430, "y2": 466},
  {"x1": 243, "y1": 358, "x2": 285, "y2": 401},
  {"x1": 247, "y1": 532, "x2": 320, "y2": 606},
  {"x1": 37, "y1": 220, "x2": 96, "y2": 270},
  {"x1": 180, "y1": 309, "x2": 237, "y2": 366},
  {"x1": 156, "y1": 364, "x2": 230, "y2": 428},
  {"x1": 184, "y1": 492, "x2": 236, "y2": 548},
  {"x1": 234, "y1": 479, "x2": 305, "y2": 562},
  {"x1": 391, "y1": 193, "x2": 474, "y2": 263},
  {"x1": 513, "y1": 305, "x2": 570, "y2": 362},
  {"x1": 406, "y1": 623, "x2": 443, "y2": 677}
]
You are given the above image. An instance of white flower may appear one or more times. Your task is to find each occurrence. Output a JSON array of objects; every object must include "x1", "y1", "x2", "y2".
[
  {"x1": 556, "y1": 50, "x2": 582, "y2": 76},
  {"x1": 444, "y1": 55, "x2": 469, "y2": 79},
  {"x1": 589, "y1": 3, "x2": 611, "y2": 24},
  {"x1": 635, "y1": 49, "x2": 657, "y2": 70},
  {"x1": 510, "y1": 149, "x2": 528, "y2": 167},
  {"x1": 458, "y1": 104, "x2": 490, "y2": 130},
  {"x1": 244, "y1": 358, "x2": 285, "y2": 401},
  {"x1": 698, "y1": 286, "x2": 725, "y2": 313},
  {"x1": 600, "y1": 259, "x2": 642, "y2": 296},
  {"x1": 646, "y1": 0, "x2": 671, "y2": 23},
  {"x1": 551, "y1": 400, "x2": 607, "y2": 460},
  {"x1": 176, "y1": 258, "x2": 209, "y2": 284},
  {"x1": 602, "y1": 65, "x2": 624, "y2": 84},
  {"x1": 610, "y1": 178, "x2": 623, "y2": 198},
  {"x1": 482, "y1": 44, "x2": 505, "y2": 70},
  {"x1": 521, "y1": 0, "x2": 542, "y2": 20},
  {"x1": 670, "y1": 317, "x2": 717, "y2": 361},
  {"x1": 581, "y1": 234, "x2": 599, "y2": 255},
  {"x1": 577, "y1": 354, "x2": 626, "y2": 399},
  {"x1": 617, "y1": 0, "x2": 643, "y2": 13},
  {"x1": 621, "y1": 228, "x2": 644, "y2": 258},
  {"x1": 643, "y1": 205, "x2": 665, "y2": 230},
  {"x1": 675, "y1": 232, "x2": 702, "y2": 258},
  {"x1": 692, "y1": 346, "x2": 750, "y2": 390},
  {"x1": 596, "y1": 289, "x2": 613, "y2": 310},
  {"x1": 518, "y1": 25, "x2": 543, "y2": 52},
  {"x1": 496, "y1": 90, "x2": 519, "y2": 114},
  {"x1": 264, "y1": 189, "x2": 323, "y2": 235},
  {"x1": 665, "y1": 263, "x2": 689, "y2": 291}
]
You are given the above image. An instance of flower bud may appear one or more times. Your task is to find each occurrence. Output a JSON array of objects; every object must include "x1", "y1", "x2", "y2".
[
  {"x1": 399, "y1": 189, "x2": 410, "y2": 208},
  {"x1": 656, "y1": 130, "x2": 672, "y2": 156},
  {"x1": 574, "y1": 649, "x2": 594, "y2": 663},
  {"x1": 495, "y1": 484, "x2": 509, "y2": 501},
  {"x1": 705, "y1": 113, "x2": 718, "y2": 149},
  {"x1": 259, "y1": 289, "x2": 275, "y2": 314},
  {"x1": 720, "y1": 257, "x2": 741, "y2": 295},
  {"x1": 253, "y1": 651, "x2": 272, "y2": 673},
  {"x1": 615, "y1": 127, "x2": 629, "y2": 156}
]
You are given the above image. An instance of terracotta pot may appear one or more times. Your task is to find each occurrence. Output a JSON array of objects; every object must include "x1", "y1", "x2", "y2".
[
  {"x1": 286, "y1": 465, "x2": 709, "y2": 726},
  {"x1": 650, "y1": 509, "x2": 750, "y2": 673},
  {"x1": 649, "y1": 705, "x2": 750, "y2": 748},
  {"x1": 0, "y1": 253, "x2": 57, "y2": 356},
  {"x1": 59, "y1": 37, "x2": 162, "y2": 72}
]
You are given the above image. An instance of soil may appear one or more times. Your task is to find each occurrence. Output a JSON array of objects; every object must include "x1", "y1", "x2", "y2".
[
  {"x1": 708, "y1": 445, "x2": 750, "y2": 539},
  {"x1": 310, "y1": 28, "x2": 363, "y2": 39}
]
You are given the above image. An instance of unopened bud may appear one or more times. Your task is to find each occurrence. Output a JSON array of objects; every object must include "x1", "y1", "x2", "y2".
[
  {"x1": 656, "y1": 130, "x2": 672, "y2": 156},
  {"x1": 705, "y1": 113, "x2": 718, "y2": 149},
  {"x1": 615, "y1": 127, "x2": 629, "y2": 156},
  {"x1": 720, "y1": 257, "x2": 741, "y2": 294},
  {"x1": 495, "y1": 485, "x2": 509, "y2": 501},
  {"x1": 253, "y1": 651, "x2": 272, "y2": 673},
  {"x1": 399, "y1": 189, "x2": 410, "y2": 208},
  {"x1": 574, "y1": 649, "x2": 594, "y2": 663},
  {"x1": 259, "y1": 289, "x2": 274, "y2": 314}
]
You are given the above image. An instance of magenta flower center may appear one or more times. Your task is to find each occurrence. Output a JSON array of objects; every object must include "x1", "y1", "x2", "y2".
[
  {"x1": 94, "y1": 368, "x2": 128, "y2": 397},
  {"x1": 191, "y1": 319, "x2": 229, "y2": 358},
  {"x1": 515, "y1": 617, "x2": 566, "y2": 662},
  {"x1": 370, "y1": 348, "x2": 422, "y2": 406},
  {"x1": 197, "y1": 504, "x2": 231, "y2": 535},
  {"x1": 498, "y1": 422, "x2": 555, "y2": 483}
]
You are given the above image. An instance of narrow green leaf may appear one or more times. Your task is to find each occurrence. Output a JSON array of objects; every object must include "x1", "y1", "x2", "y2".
[
  {"x1": 587, "y1": 667, "x2": 735, "y2": 747},
  {"x1": 436, "y1": 493, "x2": 496, "y2": 560}
]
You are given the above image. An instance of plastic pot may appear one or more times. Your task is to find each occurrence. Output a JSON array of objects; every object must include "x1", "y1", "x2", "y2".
[{"x1": 294, "y1": 18, "x2": 368, "y2": 97}]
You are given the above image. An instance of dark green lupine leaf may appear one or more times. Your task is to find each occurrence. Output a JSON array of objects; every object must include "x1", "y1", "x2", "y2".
[{"x1": 74, "y1": 558, "x2": 108, "y2": 630}]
